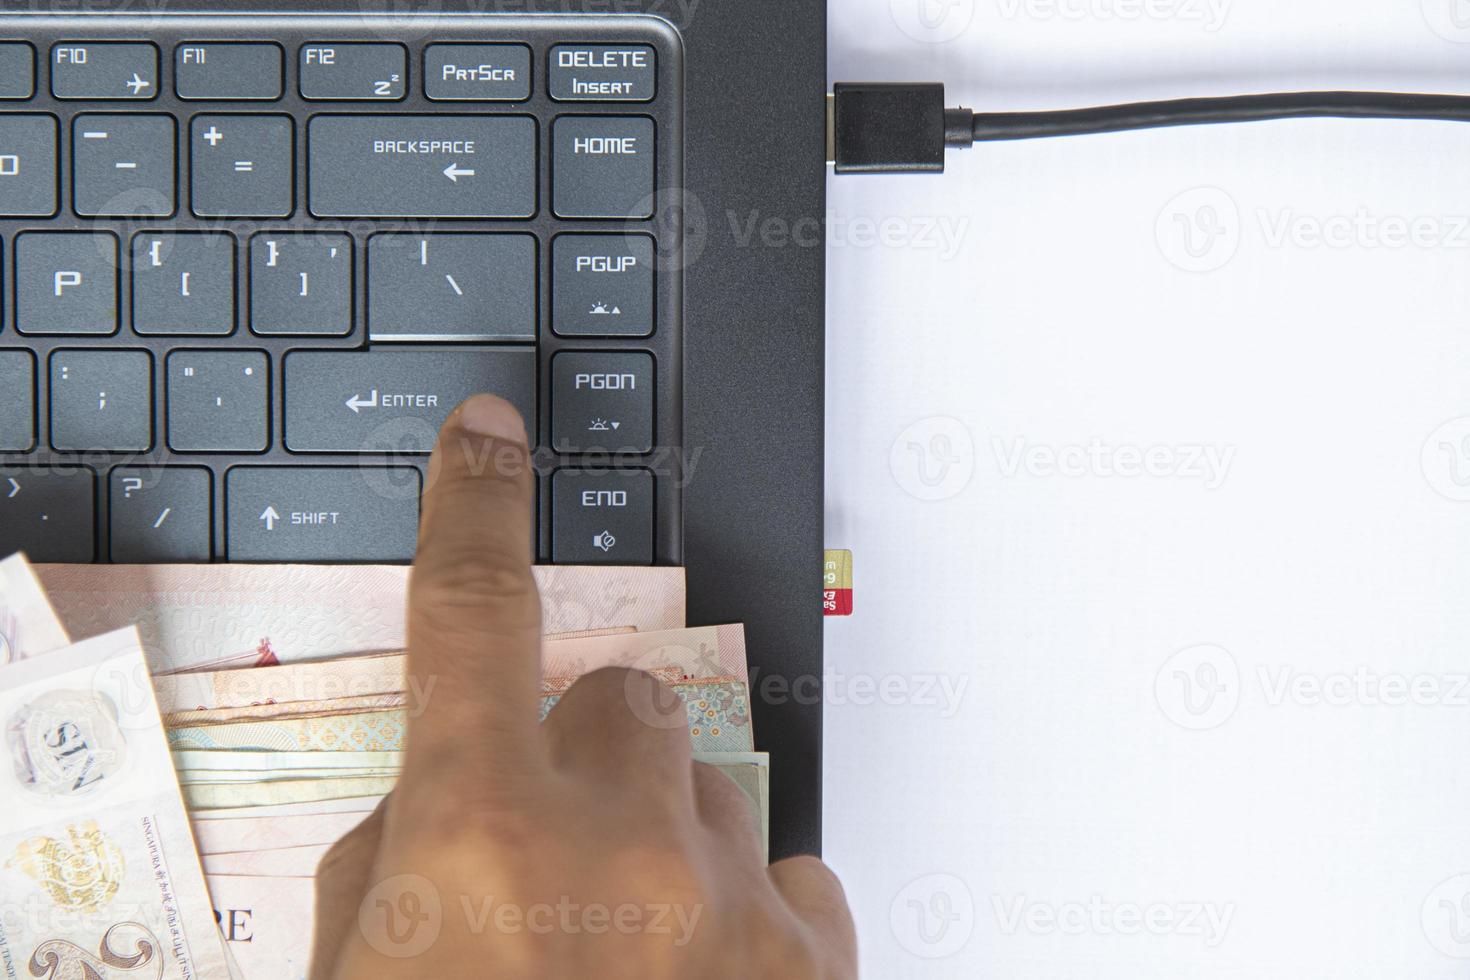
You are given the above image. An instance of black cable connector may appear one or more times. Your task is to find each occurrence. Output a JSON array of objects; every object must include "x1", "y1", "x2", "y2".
[
  {"x1": 828, "y1": 83, "x2": 973, "y2": 174},
  {"x1": 830, "y1": 83, "x2": 1470, "y2": 174}
]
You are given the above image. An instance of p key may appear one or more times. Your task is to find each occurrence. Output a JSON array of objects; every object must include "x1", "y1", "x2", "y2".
[{"x1": 16, "y1": 232, "x2": 118, "y2": 335}]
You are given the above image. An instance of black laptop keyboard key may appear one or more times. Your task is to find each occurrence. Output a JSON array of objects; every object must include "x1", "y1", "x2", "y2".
[
  {"x1": 166, "y1": 350, "x2": 269, "y2": 452},
  {"x1": 307, "y1": 115, "x2": 537, "y2": 218},
  {"x1": 300, "y1": 43, "x2": 407, "y2": 101},
  {"x1": 549, "y1": 45, "x2": 656, "y2": 102},
  {"x1": 51, "y1": 42, "x2": 157, "y2": 100},
  {"x1": 283, "y1": 348, "x2": 536, "y2": 453},
  {"x1": 0, "y1": 116, "x2": 57, "y2": 216},
  {"x1": 552, "y1": 234, "x2": 655, "y2": 337},
  {"x1": 0, "y1": 351, "x2": 35, "y2": 451},
  {"x1": 367, "y1": 233, "x2": 537, "y2": 341},
  {"x1": 551, "y1": 468, "x2": 653, "y2": 564},
  {"x1": 72, "y1": 114, "x2": 175, "y2": 217},
  {"x1": 423, "y1": 44, "x2": 531, "y2": 102},
  {"x1": 552, "y1": 116, "x2": 655, "y2": 219},
  {"x1": 552, "y1": 351, "x2": 654, "y2": 454},
  {"x1": 0, "y1": 466, "x2": 95, "y2": 561},
  {"x1": 249, "y1": 233, "x2": 354, "y2": 336},
  {"x1": 225, "y1": 466, "x2": 421, "y2": 562},
  {"x1": 109, "y1": 465, "x2": 212, "y2": 562},
  {"x1": 190, "y1": 114, "x2": 294, "y2": 218},
  {"x1": 0, "y1": 43, "x2": 34, "y2": 100},
  {"x1": 175, "y1": 43, "x2": 284, "y2": 101},
  {"x1": 0, "y1": 14, "x2": 680, "y2": 565},
  {"x1": 50, "y1": 349, "x2": 152, "y2": 451},
  {"x1": 132, "y1": 233, "x2": 237, "y2": 335},
  {"x1": 15, "y1": 231, "x2": 118, "y2": 334}
]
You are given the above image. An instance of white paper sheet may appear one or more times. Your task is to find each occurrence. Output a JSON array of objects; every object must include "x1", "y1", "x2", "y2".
[{"x1": 826, "y1": 3, "x2": 1470, "y2": 977}]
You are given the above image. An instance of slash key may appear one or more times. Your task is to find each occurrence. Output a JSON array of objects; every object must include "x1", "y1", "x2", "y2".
[{"x1": 110, "y1": 466, "x2": 212, "y2": 562}]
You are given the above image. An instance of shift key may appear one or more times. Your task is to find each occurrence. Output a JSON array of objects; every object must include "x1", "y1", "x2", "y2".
[
  {"x1": 226, "y1": 467, "x2": 420, "y2": 562},
  {"x1": 284, "y1": 348, "x2": 536, "y2": 453}
]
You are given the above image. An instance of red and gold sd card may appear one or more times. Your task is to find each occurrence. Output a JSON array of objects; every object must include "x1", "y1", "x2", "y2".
[{"x1": 823, "y1": 549, "x2": 852, "y2": 616}]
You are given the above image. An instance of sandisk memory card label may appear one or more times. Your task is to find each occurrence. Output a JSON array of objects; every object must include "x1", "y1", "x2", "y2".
[{"x1": 824, "y1": 549, "x2": 853, "y2": 616}]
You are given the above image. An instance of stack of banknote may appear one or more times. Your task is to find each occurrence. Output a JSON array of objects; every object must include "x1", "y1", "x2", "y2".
[{"x1": 0, "y1": 554, "x2": 765, "y2": 980}]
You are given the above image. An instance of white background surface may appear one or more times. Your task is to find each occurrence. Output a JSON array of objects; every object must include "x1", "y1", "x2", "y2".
[{"x1": 823, "y1": 1, "x2": 1470, "y2": 976}]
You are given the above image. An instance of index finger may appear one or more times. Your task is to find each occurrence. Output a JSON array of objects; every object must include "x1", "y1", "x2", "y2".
[{"x1": 404, "y1": 394, "x2": 544, "y2": 775}]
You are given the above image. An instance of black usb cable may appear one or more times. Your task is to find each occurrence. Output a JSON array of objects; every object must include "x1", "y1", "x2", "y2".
[{"x1": 828, "y1": 82, "x2": 1470, "y2": 173}]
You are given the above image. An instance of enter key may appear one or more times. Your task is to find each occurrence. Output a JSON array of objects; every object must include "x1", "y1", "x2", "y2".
[{"x1": 284, "y1": 348, "x2": 536, "y2": 453}]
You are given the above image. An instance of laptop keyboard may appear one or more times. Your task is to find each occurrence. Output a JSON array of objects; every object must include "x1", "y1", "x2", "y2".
[{"x1": 0, "y1": 14, "x2": 683, "y2": 566}]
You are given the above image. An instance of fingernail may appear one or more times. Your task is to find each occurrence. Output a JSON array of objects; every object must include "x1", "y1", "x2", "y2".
[{"x1": 457, "y1": 394, "x2": 527, "y2": 444}]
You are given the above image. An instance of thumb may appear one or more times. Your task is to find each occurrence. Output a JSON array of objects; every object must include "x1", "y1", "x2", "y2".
[
  {"x1": 768, "y1": 856, "x2": 858, "y2": 979},
  {"x1": 307, "y1": 799, "x2": 387, "y2": 980}
]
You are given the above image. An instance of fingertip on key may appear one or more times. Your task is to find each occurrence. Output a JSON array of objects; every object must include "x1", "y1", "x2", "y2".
[{"x1": 456, "y1": 393, "x2": 529, "y2": 446}]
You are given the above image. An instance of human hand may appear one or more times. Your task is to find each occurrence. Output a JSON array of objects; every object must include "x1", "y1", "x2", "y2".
[{"x1": 308, "y1": 394, "x2": 857, "y2": 980}]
